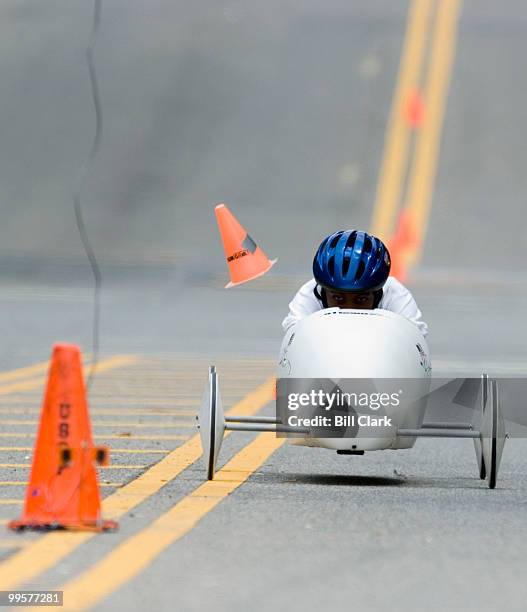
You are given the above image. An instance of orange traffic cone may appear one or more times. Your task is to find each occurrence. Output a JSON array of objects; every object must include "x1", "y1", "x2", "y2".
[
  {"x1": 386, "y1": 210, "x2": 419, "y2": 283},
  {"x1": 386, "y1": 239, "x2": 407, "y2": 283},
  {"x1": 8, "y1": 344, "x2": 117, "y2": 532},
  {"x1": 215, "y1": 203, "x2": 277, "y2": 288},
  {"x1": 396, "y1": 209, "x2": 419, "y2": 251},
  {"x1": 404, "y1": 89, "x2": 425, "y2": 128}
]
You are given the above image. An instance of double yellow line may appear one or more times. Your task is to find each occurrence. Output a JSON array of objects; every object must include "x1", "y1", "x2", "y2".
[
  {"x1": 0, "y1": 353, "x2": 276, "y2": 608},
  {"x1": 58, "y1": 433, "x2": 284, "y2": 610},
  {"x1": 370, "y1": 0, "x2": 462, "y2": 268},
  {"x1": 0, "y1": 377, "x2": 276, "y2": 595}
]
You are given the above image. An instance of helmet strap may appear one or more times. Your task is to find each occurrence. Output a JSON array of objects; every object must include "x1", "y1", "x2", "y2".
[
  {"x1": 373, "y1": 289, "x2": 383, "y2": 308},
  {"x1": 313, "y1": 285, "x2": 328, "y2": 307}
]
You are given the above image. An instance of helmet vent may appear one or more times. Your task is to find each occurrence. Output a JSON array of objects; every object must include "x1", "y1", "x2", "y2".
[
  {"x1": 328, "y1": 256, "x2": 335, "y2": 277},
  {"x1": 342, "y1": 254, "x2": 351, "y2": 276},
  {"x1": 356, "y1": 259, "x2": 365, "y2": 280},
  {"x1": 345, "y1": 232, "x2": 357, "y2": 250},
  {"x1": 330, "y1": 233, "x2": 342, "y2": 248}
]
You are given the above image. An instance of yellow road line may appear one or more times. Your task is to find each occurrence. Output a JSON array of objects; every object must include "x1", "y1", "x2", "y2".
[
  {"x1": 0, "y1": 499, "x2": 23, "y2": 506},
  {"x1": 0, "y1": 482, "x2": 122, "y2": 488},
  {"x1": 90, "y1": 381, "x2": 261, "y2": 387},
  {"x1": 370, "y1": 0, "x2": 433, "y2": 240},
  {"x1": 0, "y1": 360, "x2": 53, "y2": 384},
  {"x1": 79, "y1": 395, "x2": 244, "y2": 401},
  {"x1": 59, "y1": 433, "x2": 285, "y2": 610},
  {"x1": 0, "y1": 399, "x2": 200, "y2": 406},
  {"x1": 0, "y1": 540, "x2": 29, "y2": 549},
  {"x1": 405, "y1": 0, "x2": 462, "y2": 264},
  {"x1": 0, "y1": 420, "x2": 194, "y2": 428},
  {"x1": 0, "y1": 408, "x2": 196, "y2": 416},
  {"x1": 0, "y1": 355, "x2": 138, "y2": 396},
  {"x1": 0, "y1": 482, "x2": 29, "y2": 486},
  {"x1": 0, "y1": 448, "x2": 169, "y2": 455},
  {"x1": 0, "y1": 377, "x2": 275, "y2": 590},
  {"x1": 0, "y1": 395, "x2": 237, "y2": 402},
  {"x1": 0, "y1": 433, "x2": 189, "y2": 441},
  {"x1": 0, "y1": 464, "x2": 147, "y2": 470},
  {"x1": 0, "y1": 357, "x2": 96, "y2": 384}
]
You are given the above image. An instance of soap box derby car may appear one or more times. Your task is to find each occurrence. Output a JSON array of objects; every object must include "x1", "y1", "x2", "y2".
[{"x1": 198, "y1": 309, "x2": 506, "y2": 488}]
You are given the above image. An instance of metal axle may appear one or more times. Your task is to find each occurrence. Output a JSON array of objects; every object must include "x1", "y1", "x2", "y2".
[
  {"x1": 225, "y1": 423, "x2": 309, "y2": 434},
  {"x1": 225, "y1": 415, "x2": 280, "y2": 424},
  {"x1": 397, "y1": 428, "x2": 480, "y2": 439},
  {"x1": 422, "y1": 422, "x2": 472, "y2": 430}
]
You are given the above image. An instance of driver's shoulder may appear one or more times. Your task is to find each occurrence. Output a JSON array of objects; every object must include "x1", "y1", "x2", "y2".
[
  {"x1": 383, "y1": 276, "x2": 409, "y2": 295},
  {"x1": 380, "y1": 277, "x2": 415, "y2": 308},
  {"x1": 296, "y1": 277, "x2": 317, "y2": 298}
]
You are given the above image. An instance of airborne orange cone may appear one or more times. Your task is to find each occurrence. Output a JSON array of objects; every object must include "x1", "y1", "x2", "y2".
[
  {"x1": 215, "y1": 203, "x2": 277, "y2": 288},
  {"x1": 8, "y1": 344, "x2": 117, "y2": 532}
]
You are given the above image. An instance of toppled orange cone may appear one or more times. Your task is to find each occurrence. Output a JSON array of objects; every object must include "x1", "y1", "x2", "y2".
[
  {"x1": 8, "y1": 344, "x2": 117, "y2": 532},
  {"x1": 215, "y1": 203, "x2": 277, "y2": 288}
]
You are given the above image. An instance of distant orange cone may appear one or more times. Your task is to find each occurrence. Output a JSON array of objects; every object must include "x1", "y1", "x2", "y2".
[
  {"x1": 396, "y1": 209, "x2": 419, "y2": 251},
  {"x1": 215, "y1": 203, "x2": 277, "y2": 288},
  {"x1": 386, "y1": 210, "x2": 419, "y2": 283},
  {"x1": 8, "y1": 344, "x2": 117, "y2": 532},
  {"x1": 386, "y1": 241, "x2": 407, "y2": 283},
  {"x1": 404, "y1": 89, "x2": 425, "y2": 128}
]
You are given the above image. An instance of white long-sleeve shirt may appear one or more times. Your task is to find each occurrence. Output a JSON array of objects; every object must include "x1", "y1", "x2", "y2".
[{"x1": 282, "y1": 277, "x2": 428, "y2": 337}]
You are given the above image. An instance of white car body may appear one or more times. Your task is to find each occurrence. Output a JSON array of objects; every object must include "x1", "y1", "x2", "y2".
[{"x1": 277, "y1": 308, "x2": 432, "y2": 452}]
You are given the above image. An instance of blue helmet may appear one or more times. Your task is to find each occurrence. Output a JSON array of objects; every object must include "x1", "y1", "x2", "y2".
[{"x1": 313, "y1": 230, "x2": 391, "y2": 292}]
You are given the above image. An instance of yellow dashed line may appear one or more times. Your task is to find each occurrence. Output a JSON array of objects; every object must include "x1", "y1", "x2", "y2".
[
  {"x1": 0, "y1": 433, "x2": 189, "y2": 441},
  {"x1": 0, "y1": 399, "x2": 200, "y2": 406},
  {"x1": 0, "y1": 420, "x2": 195, "y2": 429},
  {"x1": 0, "y1": 355, "x2": 138, "y2": 397},
  {"x1": 0, "y1": 448, "x2": 169, "y2": 455},
  {"x1": 0, "y1": 408, "x2": 196, "y2": 416},
  {"x1": 0, "y1": 482, "x2": 29, "y2": 486},
  {"x1": 0, "y1": 464, "x2": 147, "y2": 470},
  {"x1": 0, "y1": 482, "x2": 122, "y2": 488},
  {"x1": 0, "y1": 360, "x2": 52, "y2": 384}
]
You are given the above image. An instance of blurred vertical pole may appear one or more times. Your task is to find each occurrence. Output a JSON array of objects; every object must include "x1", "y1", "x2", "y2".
[{"x1": 73, "y1": 0, "x2": 104, "y2": 390}]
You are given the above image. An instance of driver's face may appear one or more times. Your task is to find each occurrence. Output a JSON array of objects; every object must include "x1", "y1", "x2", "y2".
[{"x1": 324, "y1": 289, "x2": 376, "y2": 309}]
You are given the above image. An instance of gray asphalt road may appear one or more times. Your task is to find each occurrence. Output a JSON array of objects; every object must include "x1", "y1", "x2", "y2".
[{"x1": 0, "y1": 1, "x2": 526, "y2": 611}]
